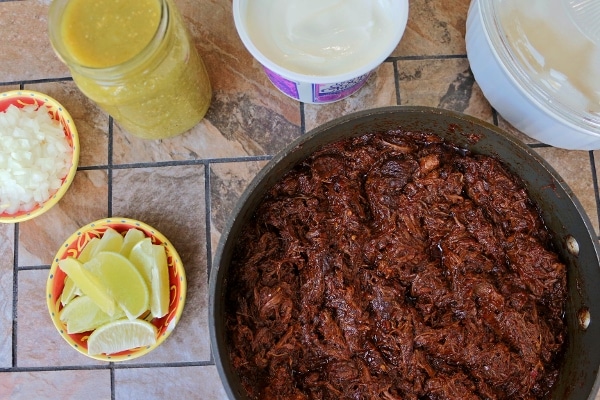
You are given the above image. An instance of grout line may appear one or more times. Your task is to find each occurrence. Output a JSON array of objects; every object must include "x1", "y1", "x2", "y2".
[
  {"x1": 204, "y1": 161, "x2": 213, "y2": 279},
  {"x1": 16, "y1": 265, "x2": 50, "y2": 271},
  {"x1": 110, "y1": 366, "x2": 116, "y2": 400},
  {"x1": 107, "y1": 117, "x2": 114, "y2": 217},
  {"x1": 204, "y1": 161, "x2": 216, "y2": 368},
  {"x1": 0, "y1": 364, "x2": 111, "y2": 373},
  {"x1": 111, "y1": 360, "x2": 217, "y2": 369},
  {"x1": 0, "y1": 360, "x2": 216, "y2": 373},
  {"x1": 589, "y1": 151, "x2": 600, "y2": 238},
  {"x1": 0, "y1": 77, "x2": 73, "y2": 87},
  {"x1": 491, "y1": 108, "x2": 499, "y2": 126},
  {"x1": 389, "y1": 53, "x2": 468, "y2": 62},
  {"x1": 299, "y1": 102, "x2": 306, "y2": 135},
  {"x1": 393, "y1": 60, "x2": 401, "y2": 105},
  {"x1": 0, "y1": 57, "x2": 468, "y2": 92},
  {"x1": 77, "y1": 165, "x2": 112, "y2": 171},
  {"x1": 107, "y1": 155, "x2": 273, "y2": 171},
  {"x1": 11, "y1": 223, "x2": 19, "y2": 369},
  {"x1": 75, "y1": 155, "x2": 274, "y2": 173},
  {"x1": 107, "y1": 118, "x2": 117, "y2": 397}
]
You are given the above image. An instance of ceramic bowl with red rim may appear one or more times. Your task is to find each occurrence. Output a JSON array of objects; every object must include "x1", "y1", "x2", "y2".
[
  {"x1": 46, "y1": 217, "x2": 187, "y2": 362},
  {"x1": 0, "y1": 90, "x2": 79, "y2": 223}
]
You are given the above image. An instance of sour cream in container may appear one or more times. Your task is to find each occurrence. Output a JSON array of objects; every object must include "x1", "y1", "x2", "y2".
[{"x1": 233, "y1": 0, "x2": 409, "y2": 104}]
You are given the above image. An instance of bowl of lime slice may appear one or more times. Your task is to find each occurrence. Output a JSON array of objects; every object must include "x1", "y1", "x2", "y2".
[{"x1": 46, "y1": 217, "x2": 186, "y2": 361}]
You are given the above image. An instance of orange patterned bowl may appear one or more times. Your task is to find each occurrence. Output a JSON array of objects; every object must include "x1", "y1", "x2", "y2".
[
  {"x1": 0, "y1": 90, "x2": 79, "y2": 223},
  {"x1": 46, "y1": 217, "x2": 187, "y2": 362}
]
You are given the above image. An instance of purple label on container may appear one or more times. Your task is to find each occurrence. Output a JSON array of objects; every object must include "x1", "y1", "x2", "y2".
[
  {"x1": 312, "y1": 73, "x2": 370, "y2": 103},
  {"x1": 264, "y1": 68, "x2": 299, "y2": 99}
]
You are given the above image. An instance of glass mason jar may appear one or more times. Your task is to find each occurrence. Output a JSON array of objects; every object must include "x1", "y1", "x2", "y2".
[{"x1": 48, "y1": 0, "x2": 212, "y2": 140}]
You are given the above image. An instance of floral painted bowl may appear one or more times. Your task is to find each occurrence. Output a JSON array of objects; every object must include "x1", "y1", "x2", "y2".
[
  {"x1": 0, "y1": 90, "x2": 79, "y2": 223},
  {"x1": 46, "y1": 217, "x2": 187, "y2": 362}
]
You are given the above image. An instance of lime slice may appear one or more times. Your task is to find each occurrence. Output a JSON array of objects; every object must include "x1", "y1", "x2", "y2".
[
  {"x1": 119, "y1": 228, "x2": 146, "y2": 258},
  {"x1": 93, "y1": 227, "x2": 123, "y2": 256},
  {"x1": 91, "y1": 251, "x2": 149, "y2": 320},
  {"x1": 58, "y1": 257, "x2": 116, "y2": 316},
  {"x1": 77, "y1": 237, "x2": 100, "y2": 263},
  {"x1": 128, "y1": 238, "x2": 153, "y2": 286},
  {"x1": 59, "y1": 295, "x2": 125, "y2": 334},
  {"x1": 87, "y1": 319, "x2": 157, "y2": 355},
  {"x1": 60, "y1": 276, "x2": 81, "y2": 306},
  {"x1": 150, "y1": 244, "x2": 170, "y2": 318},
  {"x1": 129, "y1": 238, "x2": 170, "y2": 318},
  {"x1": 61, "y1": 238, "x2": 102, "y2": 306}
]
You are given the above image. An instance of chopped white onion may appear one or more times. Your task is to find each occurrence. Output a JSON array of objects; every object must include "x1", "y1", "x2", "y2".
[{"x1": 0, "y1": 104, "x2": 73, "y2": 215}]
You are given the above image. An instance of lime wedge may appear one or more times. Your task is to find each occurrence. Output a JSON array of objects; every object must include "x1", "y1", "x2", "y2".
[
  {"x1": 129, "y1": 238, "x2": 170, "y2": 318},
  {"x1": 61, "y1": 237, "x2": 102, "y2": 306},
  {"x1": 150, "y1": 244, "x2": 170, "y2": 318},
  {"x1": 119, "y1": 228, "x2": 146, "y2": 258},
  {"x1": 87, "y1": 319, "x2": 157, "y2": 355},
  {"x1": 128, "y1": 238, "x2": 153, "y2": 286},
  {"x1": 93, "y1": 227, "x2": 123, "y2": 255},
  {"x1": 77, "y1": 237, "x2": 100, "y2": 263},
  {"x1": 58, "y1": 257, "x2": 116, "y2": 316},
  {"x1": 60, "y1": 275, "x2": 81, "y2": 306},
  {"x1": 91, "y1": 251, "x2": 149, "y2": 320},
  {"x1": 59, "y1": 295, "x2": 125, "y2": 334}
]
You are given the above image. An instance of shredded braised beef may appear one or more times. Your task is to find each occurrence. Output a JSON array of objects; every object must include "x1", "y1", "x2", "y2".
[{"x1": 225, "y1": 130, "x2": 567, "y2": 400}]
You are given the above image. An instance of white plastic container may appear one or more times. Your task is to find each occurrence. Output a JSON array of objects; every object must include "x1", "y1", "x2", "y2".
[
  {"x1": 466, "y1": 0, "x2": 600, "y2": 150},
  {"x1": 233, "y1": 0, "x2": 409, "y2": 104}
]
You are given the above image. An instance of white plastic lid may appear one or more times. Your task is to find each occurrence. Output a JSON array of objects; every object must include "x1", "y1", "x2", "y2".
[{"x1": 481, "y1": 0, "x2": 600, "y2": 134}]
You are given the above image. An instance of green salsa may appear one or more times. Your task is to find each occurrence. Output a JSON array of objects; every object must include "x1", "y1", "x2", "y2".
[
  {"x1": 62, "y1": 0, "x2": 161, "y2": 68},
  {"x1": 54, "y1": 0, "x2": 212, "y2": 139}
]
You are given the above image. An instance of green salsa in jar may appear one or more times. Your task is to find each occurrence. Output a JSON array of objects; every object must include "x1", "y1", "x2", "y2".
[{"x1": 49, "y1": 0, "x2": 212, "y2": 139}]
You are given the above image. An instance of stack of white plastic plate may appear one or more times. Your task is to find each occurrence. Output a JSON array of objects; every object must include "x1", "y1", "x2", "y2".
[{"x1": 466, "y1": 0, "x2": 600, "y2": 150}]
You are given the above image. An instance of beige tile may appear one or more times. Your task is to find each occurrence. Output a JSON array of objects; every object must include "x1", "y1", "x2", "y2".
[
  {"x1": 397, "y1": 57, "x2": 494, "y2": 123},
  {"x1": 0, "y1": 1, "x2": 70, "y2": 82},
  {"x1": 112, "y1": 165, "x2": 211, "y2": 362},
  {"x1": 210, "y1": 160, "x2": 269, "y2": 259},
  {"x1": 0, "y1": 224, "x2": 14, "y2": 368},
  {"x1": 0, "y1": 369, "x2": 111, "y2": 400},
  {"x1": 26, "y1": 81, "x2": 110, "y2": 168},
  {"x1": 304, "y1": 62, "x2": 398, "y2": 131},
  {"x1": 18, "y1": 170, "x2": 109, "y2": 266},
  {"x1": 16, "y1": 269, "x2": 102, "y2": 367},
  {"x1": 114, "y1": 365, "x2": 228, "y2": 399},
  {"x1": 112, "y1": 114, "x2": 284, "y2": 164},
  {"x1": 203, "y1": 90, "x2": 302, "y2": 157},
  {"x1": 535, "y1": 147, "x2": 598, "y2": 234},
  {"x1": 394, "y1": 0, "x2": 471, "y2": 57}
]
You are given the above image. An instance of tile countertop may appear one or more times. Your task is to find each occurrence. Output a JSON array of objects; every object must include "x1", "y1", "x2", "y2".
[{"x1": 1, "y1": 0, "x2": 599, "y2": 399}]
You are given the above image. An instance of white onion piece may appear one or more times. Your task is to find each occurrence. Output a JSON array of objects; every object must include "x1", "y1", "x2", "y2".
[{"x1": 0, "y1": 104, "x2": 72, "y2": 215}]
